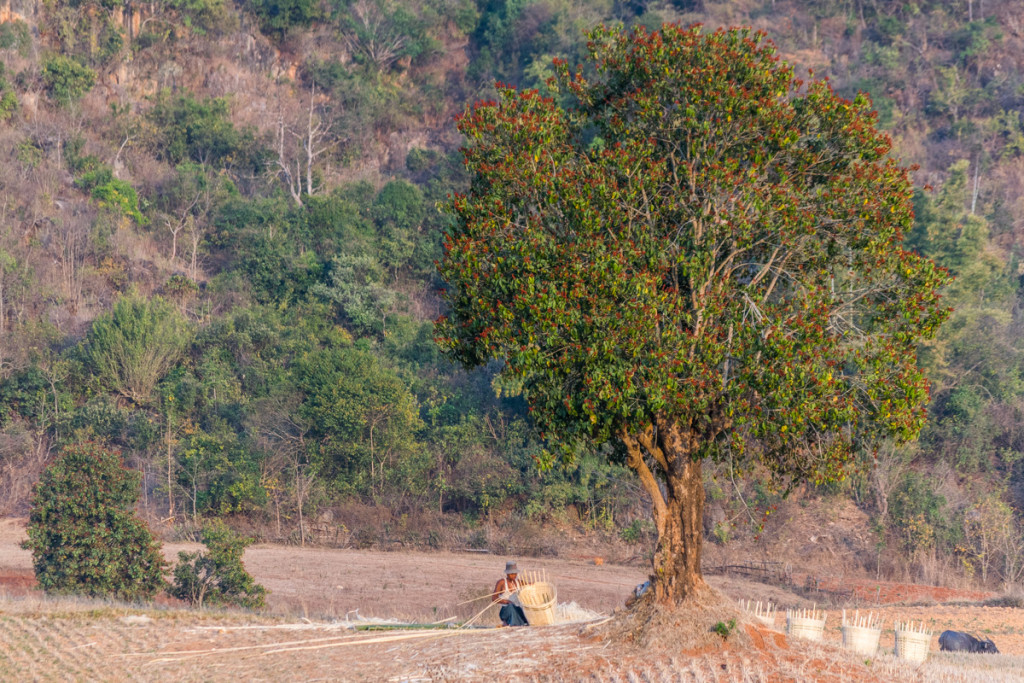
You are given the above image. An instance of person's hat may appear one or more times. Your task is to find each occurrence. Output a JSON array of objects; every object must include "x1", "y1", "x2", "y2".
[{"x1": 504, "y1": 560, "x2": 519, "y2": 574}]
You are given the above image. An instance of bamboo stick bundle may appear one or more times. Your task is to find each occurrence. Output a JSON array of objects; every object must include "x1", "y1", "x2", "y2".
[
  {"x1": 894, "y1": 620, "x2": 932, "y2": 636},
  {"x1": 785, "y1": 605, "x2": 826, "y2": 623},
  {"x1": 841, "y1": 609, "x2": 882, "y2": 631},
  {"x1": 519, "y1": 569, "x2": 548, "y2": 586}
]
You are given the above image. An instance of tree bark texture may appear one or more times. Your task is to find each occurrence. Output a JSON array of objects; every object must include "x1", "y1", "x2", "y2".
[{"x1": 623, "y1": 420, "x2": 709, "y2": 604}]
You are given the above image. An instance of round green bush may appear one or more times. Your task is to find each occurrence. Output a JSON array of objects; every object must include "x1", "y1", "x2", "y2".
[{"x1": 23, "y1": 442, "x2": 166, "y2": 601}]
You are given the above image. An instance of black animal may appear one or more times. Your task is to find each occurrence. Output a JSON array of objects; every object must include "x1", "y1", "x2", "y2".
[{"x1": 938, "y1": 630, "x2": 999, "y2": 653}]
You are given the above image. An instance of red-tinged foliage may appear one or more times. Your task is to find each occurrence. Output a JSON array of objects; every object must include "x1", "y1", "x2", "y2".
[{"x1": 437, "y1": 24, "x2": 949, "y2": 604}]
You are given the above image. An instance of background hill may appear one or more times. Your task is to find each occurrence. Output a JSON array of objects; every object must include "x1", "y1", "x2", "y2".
[{"x1": 1, "y1": 0, "x2": 1023, "y2": 588}]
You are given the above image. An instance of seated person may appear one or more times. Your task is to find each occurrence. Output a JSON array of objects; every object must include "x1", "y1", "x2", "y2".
[{"x1": 493, "y1": 560, "x2": 529, "y2": 626}]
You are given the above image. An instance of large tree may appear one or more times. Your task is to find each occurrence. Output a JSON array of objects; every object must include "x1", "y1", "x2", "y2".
[{"x1": 437, "y1": 24, "x2": 949, "y2": 604}]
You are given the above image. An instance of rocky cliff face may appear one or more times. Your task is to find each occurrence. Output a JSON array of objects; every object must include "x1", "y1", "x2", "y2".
[{"x1": 0, "y1": 0, "x2": 37, "y2": 27}]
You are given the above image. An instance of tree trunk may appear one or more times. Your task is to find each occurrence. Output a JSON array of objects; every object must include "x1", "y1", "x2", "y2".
[
  {"x1": 622, "y1": 421, "x2": 709, "y2": 604},
  {"x1": 651, "y1": 457, "x2": 707, "y2": 602},
  {"x1": 166, "y1": 417, "x2": 175, "y2": 520}
]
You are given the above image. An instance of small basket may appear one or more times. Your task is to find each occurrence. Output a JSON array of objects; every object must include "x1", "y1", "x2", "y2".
[
  {"x1": 894, "y1": 622, "x2": 932, "y2": 663},
  {"x1": 519, "y1": 582, "x2": 556, "y2": 626},
  {"x1": 786, "y1": 608, "x2": 827, "y2": 642}
]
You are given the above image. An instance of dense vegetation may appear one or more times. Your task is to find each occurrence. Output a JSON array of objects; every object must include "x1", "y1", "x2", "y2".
[{"x1": 1, "y1": 0, "x2": 1023, "y2": 587}]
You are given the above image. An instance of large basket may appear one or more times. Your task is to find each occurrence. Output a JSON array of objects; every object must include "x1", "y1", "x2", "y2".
[
  {"x1": 519, "y1": 582, "x2": 557, "y2": 626},
  {"x1": 842, "y1": 625, "x2": 882, "y2": 657},
  {"x1": 895, "y1": 629, "x2": 931, "y2": 663},
  {"x1": 786, "y1": 615, "x2": 826, "y2": 642}
]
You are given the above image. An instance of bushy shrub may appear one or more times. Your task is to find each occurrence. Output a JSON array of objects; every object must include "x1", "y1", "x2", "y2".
[
  {"x1": 22, "y1": 443, "x2": 166, "y2": 601},
  {"x1": 166, "y1": 0, "x2": 234, "y2": 35},
  {"x1": 246, "y1": 0, "x2": 320, "y2": 40},
  {"x1": 0, "y1": 20, "x2": 31, "y2": 56},
  {"x1": 41, "y1": 55, "x2": 96, "y2": 104},
  {"x1": 76, "y1": 167, "x2": 146, "y2": 225},
  {"x1": 0, "y1": 63, "x2": 17, "y2": 121},
  {"x1": 147, "y1": 91, "x2": 268, "y2": 172},
  {"x1": 84, "y1": 292, "x2": 192, "y2": 405},
  {"x1": 171, "y1": 519, "x2": 266, "y2": 608}
]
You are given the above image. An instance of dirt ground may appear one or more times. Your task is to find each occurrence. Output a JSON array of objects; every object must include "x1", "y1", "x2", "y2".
[{"x1": 3, "y1": 518, "x2": 1024, "y2": 681}]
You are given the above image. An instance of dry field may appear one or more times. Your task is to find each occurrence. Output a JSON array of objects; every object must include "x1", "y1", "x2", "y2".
[{"x1": 3, "y1": 519, "x2": 1024, "y2": 681}]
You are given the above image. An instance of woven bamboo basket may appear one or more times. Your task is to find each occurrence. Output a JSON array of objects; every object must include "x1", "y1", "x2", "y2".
[
  {"x1": 841, "y1": 610, "x2": 882, "y2": 657},
  {"x1": 518, "y1": 582, "x2": 557, "y2": 626},
  {"x1": 842, "y1": 625, "x2": 882, "y2": 656},
  {"x1": 894, "y1": 622, "x2": 931, "y2": 663},
  {"x1": 786, "y1": 608, "x2": 827, "y2": 642}
]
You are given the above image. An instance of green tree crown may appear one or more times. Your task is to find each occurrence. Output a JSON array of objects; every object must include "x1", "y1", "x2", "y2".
[
  {"x1": 23, "y1": 442, "x2": 166, "y2": 601},
  {"x1": 438, "y1": 23, "x2": 951, "y2": 602},
  {"x1": 84, "y1": 292, "x2": 193, "y2": 405}
]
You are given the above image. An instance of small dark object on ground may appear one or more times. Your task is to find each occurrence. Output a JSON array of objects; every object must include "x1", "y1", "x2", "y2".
[
  {"x1": 625, "y1": 580, "x2": 650, "y2": 608},
  {"x1": 938, "y1": 630, "x2": 999, "y2": 653}
]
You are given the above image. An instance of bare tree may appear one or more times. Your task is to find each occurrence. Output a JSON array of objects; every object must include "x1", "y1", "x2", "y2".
[
  {"x1": 163, "y1": 191, "x2": 201, "y2": 263},
  {"x1": 0, "y1": 246, "x2": 13, "y2": 337},
  {"x1": 0, "y1": 426, "x2": 52, "y2": 515},
  {"x1": 161, "y1": 164, "x2": 225, "y2": 277},
  {"x1": 251, "y1": 396, "x2": 313, "y2": 546},
  {"x1": 872, "y1": 441, "x2": 913, "y2": 528},
  {"x1": 276, "y1": 83, "x2": 340, "y2": 206},
  {"x1": 46, "y1": 204, "x2": 92, "y2": 317},
  {"x1": 999, "y1": 518, "x2": 1024, "y2": 587},
  {"x1": 963, "y1": 496, "x2": 1014, "y2": 585},
  {"x1": 186, "y1": 215, "x2": 202, "y2": 280}
]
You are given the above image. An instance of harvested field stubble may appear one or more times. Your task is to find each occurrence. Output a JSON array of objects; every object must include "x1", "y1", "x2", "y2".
[
  {"x1": 7, "y1": 601, "x2": 992, "y2": 682},
  {"x1": 0, "y1": 606, "x2": 894, "y2": 682},
  {"x1": 3, "y1": 518, "x2": 1024, "y2": 680},
  {"x1": 2, "y1": 594, "x2": 1024, "y2": 681}
]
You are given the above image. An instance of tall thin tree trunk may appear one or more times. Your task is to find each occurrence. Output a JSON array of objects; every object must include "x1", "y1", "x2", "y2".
[
  {"x1": 275, "y1": 497, "x2": 281, "y2": 537},
  {"x1": 297, "y1": 483, "x2": 305, "y2": 546},
  {"x1": 166, "y1": 416, "x2": 175, "y2": 520},
  {"x1": 0, "y1": 267, "x2": 5, "y2": 335},
  {"x1": 971, "y1": 160, "x2": 981, "y2": 215},
  {"x1": 306, "y1": 83, "x2": 316, "y2": 197},
  {"x1": 294, "y1": 455, "x2": 306, "y2": 547}
]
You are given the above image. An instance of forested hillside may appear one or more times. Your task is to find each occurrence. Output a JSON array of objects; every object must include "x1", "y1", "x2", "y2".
[{"x1": 0, "y1": 0, "x2": 1023, "y2": 586}]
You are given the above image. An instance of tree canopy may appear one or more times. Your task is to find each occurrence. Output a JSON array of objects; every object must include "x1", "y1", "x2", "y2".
[
  {"x1": 23, "y1": 442, "x2": 166, "y2": 600},
  {"x1": 84, "y1": 292, "x2": 193, "y2": 406},
  {"x1": 438, "y1": 23, "x2": 950, "y2": 603}
]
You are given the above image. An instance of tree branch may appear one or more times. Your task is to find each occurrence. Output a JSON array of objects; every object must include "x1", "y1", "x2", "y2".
[{"x1": 621, "y1": 428, "x2": 667, "y2": 536}]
